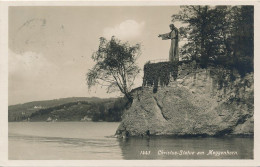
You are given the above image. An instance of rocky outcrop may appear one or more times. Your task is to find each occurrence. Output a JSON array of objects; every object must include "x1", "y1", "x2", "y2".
[{"x1": 116, "y1": 65, "x2": 253, "y2": 137}]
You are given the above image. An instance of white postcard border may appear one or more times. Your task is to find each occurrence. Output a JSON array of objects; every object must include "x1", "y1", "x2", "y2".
[{"x1": 0, "y1": 0, "x2": 259, "y2": 166}]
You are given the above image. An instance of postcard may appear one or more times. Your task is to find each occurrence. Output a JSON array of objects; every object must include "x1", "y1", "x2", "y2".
[{"x1": 0, "y1": 0, "x2": 260, "y2": 166}]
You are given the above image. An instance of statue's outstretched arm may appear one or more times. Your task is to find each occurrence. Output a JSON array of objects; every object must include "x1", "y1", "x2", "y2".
[{"x1": 158, "y1": 32, "x2": 170, "y2": 40}]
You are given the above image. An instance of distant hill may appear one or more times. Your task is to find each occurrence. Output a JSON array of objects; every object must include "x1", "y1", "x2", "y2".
[{"x1": 8, "y1": 97, "x2": 127, "y2": 122}]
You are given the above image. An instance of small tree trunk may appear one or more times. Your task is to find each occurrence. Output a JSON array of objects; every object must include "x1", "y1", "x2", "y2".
[{"x1": 125, "y1": 93, "x2": 133, "y2": 103}]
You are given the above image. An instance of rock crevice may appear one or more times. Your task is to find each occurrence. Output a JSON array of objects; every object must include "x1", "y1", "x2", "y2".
[{"x1": 153, "y1": 96, "x2": 169, "y2": 121}]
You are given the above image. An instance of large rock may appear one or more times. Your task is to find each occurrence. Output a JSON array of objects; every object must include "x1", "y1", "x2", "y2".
[{"x1": 116, "y1": 67, "x2": 253, "y2": 137}]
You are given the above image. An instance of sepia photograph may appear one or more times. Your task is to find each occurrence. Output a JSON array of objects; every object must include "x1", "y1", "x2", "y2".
[{"x1": 1, "y1": 1, "x2": 257, "y2": 164}]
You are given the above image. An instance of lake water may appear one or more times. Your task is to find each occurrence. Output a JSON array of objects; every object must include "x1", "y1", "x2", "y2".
[{"x1": 9, "y1": 122, "x2": 253, "y2": 160}]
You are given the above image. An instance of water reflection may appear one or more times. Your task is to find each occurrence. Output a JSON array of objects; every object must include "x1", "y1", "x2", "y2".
[
  {"x1": 9, "y1": 122, "x2": 253, "y2": 160},
  {"x1": 118, "y1": 136, "x2": 253, "y2": 159}
]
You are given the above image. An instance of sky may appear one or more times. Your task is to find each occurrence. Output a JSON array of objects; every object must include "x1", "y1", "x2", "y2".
[{"x1": 8, "y1": 6, "x2": 183, "y2": 105}]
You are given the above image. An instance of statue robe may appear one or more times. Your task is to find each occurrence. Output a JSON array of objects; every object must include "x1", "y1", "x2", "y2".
[{"x1": 160, "y1": 29, "x2": 179, "y2": 62}]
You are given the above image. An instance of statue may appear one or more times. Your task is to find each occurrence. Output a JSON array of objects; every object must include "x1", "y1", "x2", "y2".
[{"x1": 158, "y1": 24, "x2": 179, "y2": 62}]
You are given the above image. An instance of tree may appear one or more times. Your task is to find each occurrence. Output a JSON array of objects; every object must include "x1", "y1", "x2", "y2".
[
  {"x1": 172, "y1": 6, "x2": 219, "y2": 67},
  {"x1": 172, "y1": 5, "x2": 254, "y2": 76},
  {"x1": 230, "y1": 6, "x2": 254, "y2": 76},
  {"x1": 87, "y1": 36, "x2": 141, "y2": 102}
]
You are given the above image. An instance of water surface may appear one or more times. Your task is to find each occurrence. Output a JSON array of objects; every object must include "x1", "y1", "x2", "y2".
[{"x1": 9, "y1": 122, "x2": 253, "y2": 160}]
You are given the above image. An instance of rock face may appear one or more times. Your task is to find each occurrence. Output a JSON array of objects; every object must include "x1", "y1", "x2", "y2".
[{"x1": 116, "y1": 65, "x2": 254, "y2": 137}]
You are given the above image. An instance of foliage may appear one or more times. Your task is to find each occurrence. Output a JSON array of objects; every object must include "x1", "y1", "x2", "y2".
[
  {"x1": 89, "y1": 97, "x2": 128, "y2": 122},
  {"x1": 8, "y1": 97, "x2": 127, "y2": 122},
  {"x1": 87, "y1": 36, "x2": 141, "y2": 101},
  {"x1": 172, "y1": 6, "x2": 254, "y2": 76},
  {"x1": 143, "y1": 61, "x2": 178, "y2": 92},
  {"x1": 29, "y1": 101, "x2": 90, "y2": 121}
]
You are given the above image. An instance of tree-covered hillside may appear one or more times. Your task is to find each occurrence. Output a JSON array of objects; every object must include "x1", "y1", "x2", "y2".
[{"x1": 8, "y1": 97, "x2": 128, "y2": 122}]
